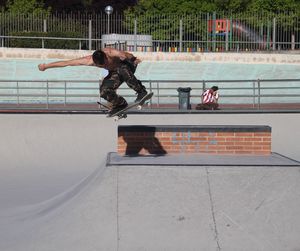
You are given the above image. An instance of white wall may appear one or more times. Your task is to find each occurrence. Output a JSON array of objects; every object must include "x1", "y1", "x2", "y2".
[{"x1": 1, "y1": 47, "x2": 300, "y2": 64}]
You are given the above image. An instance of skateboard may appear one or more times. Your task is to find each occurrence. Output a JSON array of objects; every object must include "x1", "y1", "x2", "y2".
[{"x1": 98, "y1": 92, "x2": 153, "y2": 121}]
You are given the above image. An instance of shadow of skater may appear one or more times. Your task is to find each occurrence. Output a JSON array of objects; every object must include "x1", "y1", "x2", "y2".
[{"x1": 121, "y1": 126, "x2": 167, "y2": 156}]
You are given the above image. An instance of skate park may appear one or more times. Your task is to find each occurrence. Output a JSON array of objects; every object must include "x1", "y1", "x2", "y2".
[
  {"x1": 0, "y1": 48, "x2": 300, "y2": 250},
  {"x1": 0, "y1": 111, "x2": 300, "y2": 251}
]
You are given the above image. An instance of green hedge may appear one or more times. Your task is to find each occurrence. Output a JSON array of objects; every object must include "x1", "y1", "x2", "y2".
[{"x1": 9, "y1": 31, "x2": 86, "y2": 49}]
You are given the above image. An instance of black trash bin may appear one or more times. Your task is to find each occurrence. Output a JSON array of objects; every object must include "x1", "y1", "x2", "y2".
[{"x1": 177, "y1": 87, "x2": 192, "y2": 110}]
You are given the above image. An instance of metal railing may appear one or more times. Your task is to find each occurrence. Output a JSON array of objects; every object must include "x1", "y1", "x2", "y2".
[
  {"x1": 0, "y1": 35, "x2": 102, "y2": 50},
  {"x1": 0, "y1": 79, "x2": 300, "y2": 111},
  {"x1": 0, "y1": 11, "x2": 299, "y2": 51}
]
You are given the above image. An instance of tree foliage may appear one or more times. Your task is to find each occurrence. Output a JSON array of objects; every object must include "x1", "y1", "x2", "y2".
[
  {"x1": 247, "y1": 0, "x2": 298, "y2": 12},
  {"x1": 126, "y1": 0, "x2": 217, "y2": 15},
  {"x1": 6, "y1": 0, "x2": 51, "y2": 15},
  {"x1": 125, "y1": 0, "x2": 300, "y2": 15}
]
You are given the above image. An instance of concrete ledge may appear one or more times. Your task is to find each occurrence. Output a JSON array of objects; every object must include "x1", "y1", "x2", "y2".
[
  {"x1": 107, "y1": 152, "x2": 300, "y2": 167},
  {"x1": 118, "y1": 125, "x2": 271, "y2": 133}
]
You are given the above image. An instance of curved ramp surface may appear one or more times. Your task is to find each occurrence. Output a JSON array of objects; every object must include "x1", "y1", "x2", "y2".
[{"x1": 1, "y1": 113, "x2": 300, "y2": 251}]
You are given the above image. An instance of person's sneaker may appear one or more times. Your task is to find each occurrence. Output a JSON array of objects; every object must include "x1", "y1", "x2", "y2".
[
  {"x1": 135, "y1": 90, "x2": 148, "y2": 103},
  {"x1": 108, "y1": 103, "x2": 128, "y2": 116}
]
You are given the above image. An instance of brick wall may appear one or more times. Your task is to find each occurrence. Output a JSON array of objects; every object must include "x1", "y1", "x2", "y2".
[{"x1": 118, "y1": 125, "x2": 271, "y2": 156}]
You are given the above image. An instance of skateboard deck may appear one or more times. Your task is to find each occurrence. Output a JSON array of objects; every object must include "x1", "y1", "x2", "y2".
[{"x1": 99, "y1": 92, "x2": 153, "y2": 121}]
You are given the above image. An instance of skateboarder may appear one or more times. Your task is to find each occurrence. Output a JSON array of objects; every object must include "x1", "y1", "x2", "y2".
[{"x1": 38, "y1": 48, "x2": 148, "y2": 115}]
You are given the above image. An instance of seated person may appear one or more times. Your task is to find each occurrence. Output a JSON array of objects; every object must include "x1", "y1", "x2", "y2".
[{"x1": 196, "y1": 86, "x2": 219, "y2": 110}]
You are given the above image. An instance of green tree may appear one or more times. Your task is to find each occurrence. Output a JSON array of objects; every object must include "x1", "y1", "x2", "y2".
[
  {"x1": 6, "y1": 0, "x2": 51, "y2": 15},
  {"x1": 126, "y1": 0, "x2": 217, "y2": 15},
  {"x1": 126, "y1": 0, "x2": 300, "y2": 14},
  {"x1": 214, "y1": 0, "x2": 250, "y2": 12},
  {"x1": 247, "y1": 0, "x2": 298, "y2": 12}
]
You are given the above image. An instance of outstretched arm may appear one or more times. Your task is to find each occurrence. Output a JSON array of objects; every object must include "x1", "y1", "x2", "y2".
[{"x1": 38, "y1": 55, "x2": 95, "y2": 71}]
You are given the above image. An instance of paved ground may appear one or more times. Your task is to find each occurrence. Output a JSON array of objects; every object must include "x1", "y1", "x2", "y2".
[{"x1": 0, "y1": 113, "x2": 300, "y2": 251}]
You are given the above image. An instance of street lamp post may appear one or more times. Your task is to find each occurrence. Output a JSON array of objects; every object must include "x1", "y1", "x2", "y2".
[{"x1": 105, "y1": 5, "x2": 113, "y2": 34}]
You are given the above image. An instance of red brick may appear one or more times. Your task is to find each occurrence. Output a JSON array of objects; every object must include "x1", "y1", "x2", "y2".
[
  {"x1": 235, "y1": 151, "x2": 253, "y2": 154},
  {"x1": 254, "y1": 132, "x2": 271, "y2": 137},
  {"x1": 219, "y1": 142, "x2": 235, "y2": 146},
  {"x1": 253, "y1": 151, "x2": 271, "y2": 155},
  {"x1": 235, "y1": 133, "x2": 254, "y2": 137},
  {"x1": 226, "y1": 146, "x2": 244, "y2": 150},
  {"x1": 217, "y1": 150, "x2": 235, "y2": 154},
  {"x1": 263, "y1": 137, "x2": 271, "y2": 141},
  {"x1": 118, "y1": 127, "x2": 272, "y2": 156},
  {"x1": 216, "y1": 132, "x2": 235, "y2": 137},
  {"x1": 190, "y1": 137, "x2": 208, "y2": 141},
  {"x1": 226, "y1": 137, "x2": 247, "y2": 141},
  {"x1": 234, "y1": 141, "x2": 253, "y2": 146}
]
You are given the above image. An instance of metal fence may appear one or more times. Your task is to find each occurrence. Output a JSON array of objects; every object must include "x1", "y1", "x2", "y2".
[
  {"x1": 0, "y1": 11, "x2": 299, "y2": 51},
  {"x1": 0, "y1": 79, "x2": 300, "y2": 111}
]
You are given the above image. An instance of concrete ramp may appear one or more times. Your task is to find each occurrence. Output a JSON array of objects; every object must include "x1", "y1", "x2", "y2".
[
  {"x1": 1, "y1": 113, "x2": 300, "y2": 251},
  {"x1": 2, "y1": 164, "x2": 300, "y2": 251}
]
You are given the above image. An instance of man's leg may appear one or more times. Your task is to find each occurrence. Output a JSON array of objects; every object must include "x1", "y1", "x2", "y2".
[
  {"x1": 100, "y1": 72, "x2": 127, "y2": 112},
  {"x1": 118, "y1": 64, "x2": 148, "y2": 102},
  {"x1": 195, "y1": 103, "x2": 204, "y2": 110},
  {"x1": 205, "y1": 103, "x2": 219, "y2": 110},
  {"x1": 212, "y1": 103, "x2": 219, "y2": 110},
  {"x1": 202, "y1": 104, "x2": 211, "y2": 110}
]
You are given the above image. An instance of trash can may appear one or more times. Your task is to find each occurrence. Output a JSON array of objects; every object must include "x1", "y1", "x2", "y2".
[{"x1": 177, "y1": 87, "x2": 192, "y2": 110}]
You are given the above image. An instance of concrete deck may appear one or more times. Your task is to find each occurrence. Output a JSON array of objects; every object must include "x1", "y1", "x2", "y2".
[
  {"x1": 0, "y1": 113, "x2": 300, "y2": 251},
  {"x1": 107, "y1": 152, "x2": 300, "y2": 166}
]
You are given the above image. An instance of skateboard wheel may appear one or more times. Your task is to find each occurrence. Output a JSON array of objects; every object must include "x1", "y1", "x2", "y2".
[{"x1": 137, "y1": 105, "x2": 142, "y2": 110}]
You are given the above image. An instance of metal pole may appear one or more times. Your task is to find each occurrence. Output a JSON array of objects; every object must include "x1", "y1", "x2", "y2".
[
  {"x1": 253, "y1": 81, "x2": 256, "y2": 109},
  {"x1": 257, "y1": 79, "x2": 261, "y2": 110},
  {"x1": 212, "y1": 12, "x2": 216, "y2": 52},
  {"x1": 107, "y1": 14, "x2": 110, "y2": 34},
  {"x1": 267, "y1": 22, "x2": 270, "y2": 50},
  {"x1": 64, "y1": 81, "x2": 67, "y2": 106},
  {"x1": 43, "y1": 19, "x2": 47, "y2": 48},
  {"x1": 99, "y1": 79, "x2": 102, "y2": 103},
  {"x1": 225, "y1": 19, "x2": 229, "y2": 51},
  {"x1": 46, "y1": 81, "x2": 49, "y2": 109},
  {"x1": 292, "y1": 33, "x2": 295, "y2": 50},
  {"x1": 206, "y1": 13, "x2": 209, "y2": 51},
  {"x1": 272, "y1": 17, "x2": 276, "y2": 51},
  {"x1": 157, "y1": 82, "x2": 160, "y2": 107},
  {"x1": 179, "y1": 19, "x2": 183, "y2": 52},
  {"x1": 134, "y1": 18, "x2": 137, "y2": 52},
  {"x1": 17, "y1": 81, "x2": 20, "y2": 106},
  {"x1": 202, "y1": 80, "x2": 206, "y2": 92},
  {"x1": 105, "y1": 6, "x2": 113, "y2": 35},
  {"x1": 89, "y1": 20, "x2": 92, "y2": 50},
  {"x1": 149, "y1": 81, "x2": 152, "y2": 108},
  {"x1": 230, "y1": 18, "x2": 233, "y2": 51},
  {"x1": 43, "y1": 19, "x2": 47, "y2": 32}
]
